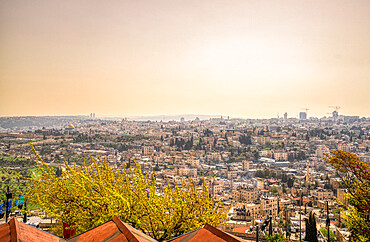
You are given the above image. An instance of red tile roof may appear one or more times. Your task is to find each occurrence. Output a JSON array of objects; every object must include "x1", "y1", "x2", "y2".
[
  {"x1": 1, "y1": 216, "x2": 248, "y2": 242},
  {"x1": 169, "y1": 224, "x2": 245, "y2": 242},
  {"x1": 68, "y1": 216, "x2": 157, "y2": 242},
  {"x1": 0, "y1": 218, "x2": 64, "y2": 242},
  {"x1": 292, "y1": 197, "x2": 312, "y2": 203},
  {"x1": 232, "y1": 226, "x2": 250, "y2": 233}
]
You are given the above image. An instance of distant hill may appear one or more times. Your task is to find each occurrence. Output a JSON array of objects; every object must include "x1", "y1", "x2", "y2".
[
  {"x1": 0, "y1": 114, "x2": 234, "y2": 131},
  {"x1": 128, "y1": 114, "x2": 224, "y2": 121},
  {"x1": 0, "y1": 116, "x2": 89, "y2": 131}
]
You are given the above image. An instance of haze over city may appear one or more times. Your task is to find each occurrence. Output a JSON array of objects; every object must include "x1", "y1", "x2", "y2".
[
  {"x1": 1, "y1": 0, "x2": 370, "y2": 118},
  {"x1": 1, "y1": 2, "x2": 370, "y2": 240}
]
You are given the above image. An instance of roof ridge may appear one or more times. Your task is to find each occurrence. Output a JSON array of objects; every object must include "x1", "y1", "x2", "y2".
[
  {"x1": 203, "y1": 224, "x2": 242, "y2": 242},
  {"x1": 9, "y1": 218, "x2": 20, "y2": 242},
  {"x1": 112, "y1": 216, "x2": 140, "y2": 242},
  {"x1": 167, "y1": 227, "x2": 202, "y2": 241}
]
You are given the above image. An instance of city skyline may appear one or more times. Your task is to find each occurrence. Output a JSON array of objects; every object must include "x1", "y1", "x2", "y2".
[
  {"x1": 1, "y1": 0, "x2": 370, "y2": 118},
  {"x1": 0, "y1": 111, "x2": 366, "y2": 121}
]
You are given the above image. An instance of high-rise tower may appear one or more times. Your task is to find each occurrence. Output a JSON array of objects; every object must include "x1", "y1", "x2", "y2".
[{"x1": 299, "y1": 112, "x2": 307, "y2": 120}]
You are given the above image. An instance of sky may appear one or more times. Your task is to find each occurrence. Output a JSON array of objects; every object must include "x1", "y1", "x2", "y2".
[{"x1": 1, "y1": 0, "x2": 369, "y2": 118}]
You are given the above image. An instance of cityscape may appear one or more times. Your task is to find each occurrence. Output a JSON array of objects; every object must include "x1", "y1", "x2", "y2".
[
  {"x1": 0, "y1": 111, "x2": 369, "y2": 241},
  {"x1": 1, "y1": 0, "x2": 370, "y2": 241}
]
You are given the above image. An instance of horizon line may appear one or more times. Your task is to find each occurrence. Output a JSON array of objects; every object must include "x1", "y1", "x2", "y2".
[{"x1": 0, "y1": 113, "x2": 368, "y2": 120}]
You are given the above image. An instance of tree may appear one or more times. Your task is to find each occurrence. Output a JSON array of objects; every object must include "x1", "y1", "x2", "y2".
[
  {"x1": 253, "y1": 150, "x2": 260, "y2": 161},
  {"x1": 281, "y1": 173, "x2": 288, "y2": 183},
  {"x1": 267, "y1": 233, "x2": 285, "y2": 242},
  {"x1": 282, "y1": 184, "x2": 286, "y2": 194},
  {"x1": 25, "y1": 143, "x2": 228, "y2": 241},
  {"x1": 304, "y1": 212, "x2": 318, "y2": 242},
  {"x1": 287, "y1": 177, "x2": 294, "y2": 188},
  {"x1": 239, "y1": 135, "x2": 252, "y2": 145},
  {"x1": 324, "y1": 150, "x2": 370, "y2": 241},
  {"x1": 319, "y1": 228, "x2": 337, "y2": 242},
  {"x1": 269, "y1": 186, "x2": 278, "y2": 195},
  {"x1": 324, "y1": 183, "x2": 333, "y2": 190},
  {"x1": 255, "y1": 170, "x2": 264, "y2": 178}
]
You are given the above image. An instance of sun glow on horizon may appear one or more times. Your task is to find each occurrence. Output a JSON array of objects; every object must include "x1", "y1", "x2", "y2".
[{"x1": 0, "y1": 0, "x2": 369, "y2": 117}]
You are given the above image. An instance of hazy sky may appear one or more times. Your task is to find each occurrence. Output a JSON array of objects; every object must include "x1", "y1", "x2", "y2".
[{"x1": 1, "y1": 0, "x2": 369, "y2": 118}]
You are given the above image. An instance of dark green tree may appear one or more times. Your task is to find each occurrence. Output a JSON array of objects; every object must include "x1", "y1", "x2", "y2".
[
  {"x1": 255, "y1": 170, "x2": 264, "y2": 178},
  {"x1": 253, "y1": 150, "x2": 260, "y2": 161},
  {"x1": 239, "y1": 135, "x2": 252, "y2": 145},
  {"x1": 304, "y1": 212, "x2": 318, "y2": 242},
  {"x1": 287, "y1": 177, "x2": 294, "y2": 188}
]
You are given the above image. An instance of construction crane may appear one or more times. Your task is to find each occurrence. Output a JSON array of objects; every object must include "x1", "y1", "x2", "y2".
[
  {"x1": 301, "y1": 108, "x2": 309, "y2": 117},
  {"x1": 301, "y1": 108, "x2": 310, "y2": 113},
  {"x1": 329, "y1": 106, "x2": 340, "y2": 112},
  {"x1": 329, "y1": 106, "x2": 340, "y2": 121}
]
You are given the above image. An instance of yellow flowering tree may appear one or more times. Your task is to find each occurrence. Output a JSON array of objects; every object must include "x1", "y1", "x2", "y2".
[
  {"x1": 25, "y1": 143, "x2": 228, "y2": 240},
  {"x1": 324, "y1": 150, "x2": 370, "y2": 242}
]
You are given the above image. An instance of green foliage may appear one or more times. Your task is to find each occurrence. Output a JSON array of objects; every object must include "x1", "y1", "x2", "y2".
[
  {"x1": 0, "y1": 154, "x2": 33, "y2": 167},
  {"x1": 287, "y1": 177, "x2": 294, "y2": 188},
  {"x1": 267, "y1": 233, "x2": 285, "y2": 242},
  {"x1": 304, "y1": 212, "x2": 318, "y2": 242},
  {"x1": 255, "y1": 169, "x2": 289, "y2": 182},
  {"x1": 101, "y1": 142, "x2": 139, "y2": 152},
  {"x1": 239, "y1": 134, "x2": 252, "y2": 145},
  {"x1": 255, "y1": 170, "x2": 264, "y2": 178},
  {"x1": 269, "y1": 186, "x2": 278, "y2": 195},
  {"x1": 325, "y1": 150, "x2": 370, "y2": 241},
  {"x1": 25, "y1": 143, "x2": 228, "y2": 241},
  {"x1": 0, "y1": 162, "x2": 42, "y2": 199},
  {"x1": 319, "y1": 228, "x2": 337, "y2": 242},
  {"x1": 255, "y1": 169, "x2": 274, "y2": 179},
  {"x1": 253, "y1": 150, "x2": 260, "y2": 160},
  {"x1": 277, "y1": 218, "x2": 285, "y2": 228}
]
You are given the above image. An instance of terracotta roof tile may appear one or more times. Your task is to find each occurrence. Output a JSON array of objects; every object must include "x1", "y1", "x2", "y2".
[
  {"x1": 1, "y1": 216, "x2": 247, "y2": 242},
  {"x1": 0, "y1": 218, "x2": 64, "y2": 242},
  {"x1": 0, "y1": 222, "x2": 10, "y2": 242},
  {"x1": 68, "y1": 216, "x2": 157, "y2": 242},
  {"x1": 232, "y1": 226, "x2": 250, "y2": 233},
  {"x1": 169, "y1": 224, "x2": 245, "y2": 242}
]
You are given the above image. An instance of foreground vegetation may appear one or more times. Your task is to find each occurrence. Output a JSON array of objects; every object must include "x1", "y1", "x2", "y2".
[
  {"x1": 325, "y1": 150, "x2": 370, "y2": 242},
  {"x1": 25, "y1": 143, "x2": 228, "y2": 241},
  {"x1": 0, "y1": 154, "x2": 47, "y2": 201}
]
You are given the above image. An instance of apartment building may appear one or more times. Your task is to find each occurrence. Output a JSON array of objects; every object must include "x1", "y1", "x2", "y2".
[
  {"x1": 232, "y1": 187, "x2": 258, "y2": 203},
  {"x1": 232, "y1": 196, "x2": 279, "y2": 221},
  {"x1": 257, "y1": 136, "x2": 270, "y2": 145},
  {"x1": 273, "y1": 151, "x2": 288, "y2": 161},
  {"x1": 242, "y1": 160, "x2": 250, "y2": 171},
  {"x1": 311, "y1": 189, "x2": 334, "y2": 200},
  {"x1": 207, "y1": 179, "x2": 223, "y2": 197},
  {"x1": 142, "y1": 146, "x2": 155, "y2": 156},
  {"x1": 316, "y1": 145, "x2": 330, "y2": 159}
]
